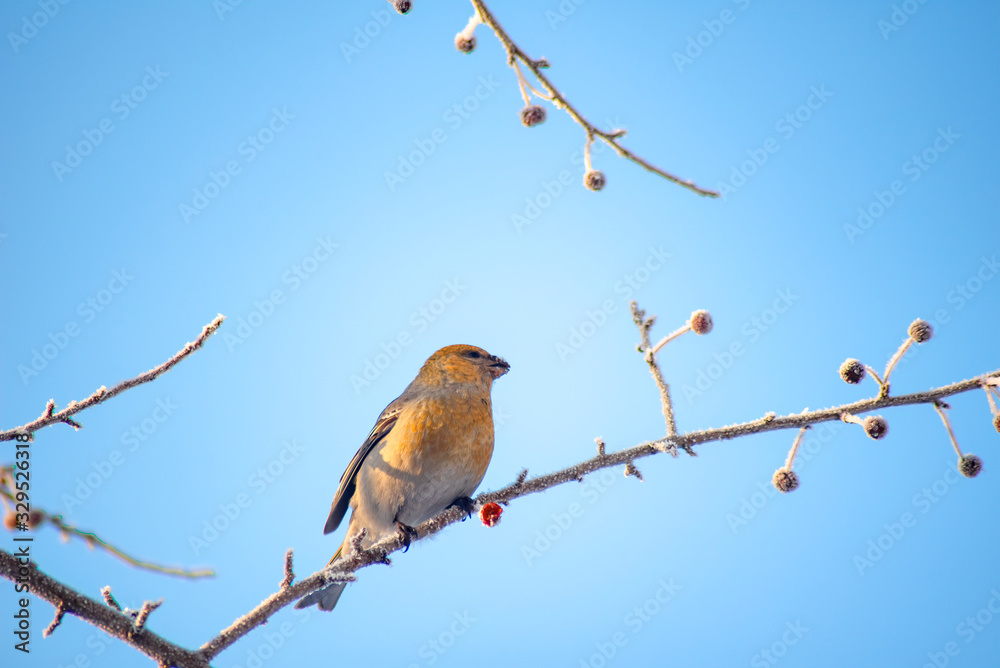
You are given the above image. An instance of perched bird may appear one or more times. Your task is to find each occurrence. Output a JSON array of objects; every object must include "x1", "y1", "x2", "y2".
[{"x1": 296, "y1": 344, "x2": 510, "y2": 611}]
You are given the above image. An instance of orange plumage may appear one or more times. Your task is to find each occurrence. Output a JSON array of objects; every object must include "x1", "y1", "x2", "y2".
[{"x1": 296, "y1": 344, "x2": 509, "y2": 611}]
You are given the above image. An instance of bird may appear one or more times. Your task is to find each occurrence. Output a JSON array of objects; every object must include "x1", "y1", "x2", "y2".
[{"x1": 296, "y1": 344, "x2": 510, "y2": 611}]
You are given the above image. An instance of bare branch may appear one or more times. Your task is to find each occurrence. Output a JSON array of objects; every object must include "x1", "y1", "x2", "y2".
[
  {"x1": 0, "y1": 551, "x2": 210, "y2": 667},
  {"x1": 468, "y1": 0, "x2": 718, "y2": 197},
  {"x1": 0, "y1": 315, "x2": 225, "y2": 442},
  {"x1": 3, "y1": 365, "x2": 995, "y2": 664},
  {"x1": 1, "y1": 299, "x2": 992, "y2": 667},
  {"x1": 0, "y1": 487, "x2": 213, "y2": 579},
  {"x1": 282, "y1": 370, "x2": 999, "y2": 629},
  {"x1": 198, "y1": 566, "x2": 357, "y2": 660},
  {"x1": 630, "y1": 302, "x2": 680, "y2": 441}
]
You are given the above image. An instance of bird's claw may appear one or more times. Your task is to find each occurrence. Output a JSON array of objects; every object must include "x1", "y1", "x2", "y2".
[
  {"x1": 395, "y1": 521, "x2": 418, "y2": 552},
  {"x1": 449, "y1": 496, "x2": 476, "y2": 521}
]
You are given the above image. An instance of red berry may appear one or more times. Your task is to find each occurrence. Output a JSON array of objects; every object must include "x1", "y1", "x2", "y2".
[{"x1": 479, "y1": 502, "x2": 503, "y2": 527}]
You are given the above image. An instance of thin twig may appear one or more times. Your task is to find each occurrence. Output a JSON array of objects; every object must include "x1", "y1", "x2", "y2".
[
  {"x1": 469, "y1": 0, "x2": 718, "y2": 197},
  {"x1": 983, "y1": 383, "x2": 999, "y2": 415},
  {"x1": 583, "y1": 132, "x2": 595, "y2": 172},
  {"x1": 624, "y1": 461, "x2": 644, "y2": 481},
  {"x1": 630, "y1": 302, "x2": 679, "y2": 440},
  {"x1": 0, "y1": 315, "x2": 225, "y2": 442},
  {"x1": 510, "y1": 59, "x2": 533, "y2": 106},
  {"x1": 651, "y1": 323, "x2": 693, "y2": 355},
  {"x1": 0, "y1": 491, "x2": 213, "y2": 578},
  {"x1": 864, "y1": 365, "x2": 889, "y2": 399},
  {"x1": 134, "y1": 599, "x2": 162, "y2": 632},
  {"x1": 933, "y1": 401, "x2": 964, "y2": 458},
  {"x1": 840, "y1": 412, "x2": 863, "y2": 426},
  {"x1": 43, "y1": 601, "x2": 67, "y2": 637},
  {"x1": 281, "y1": 549, "x2": 295, "y2": 589},
  {"x1": 784, "y1": 425, "x2": 810, "y2": 470},
  {"x1": 102, "y1": 586, "x2": 122, "y2": 611},
  {"x1": 883, "y1": 336, "x2": 914, "y2": 387}
]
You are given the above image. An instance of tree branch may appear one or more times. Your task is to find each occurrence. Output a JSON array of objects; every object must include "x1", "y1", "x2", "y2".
[
  {"x1": 3, "y1": 363, "x2": 994, "y2": 664},
  {"x1": 0, "y1": 315, "x2": 225, "y2": 442},
  {"x1": 0, "y1": 550, "x2": 210, "y2": 667},
  {"x1": 0, "y1": 485, "x2": 213, "y2": 578},
  {"x1": 152, "y1": 362, "x2": 1000, "y2": 660},
  {"x1": 468, "y1": 0, "x2": 719, "y2": 197},
  {"x1": 2, "y1": 296, "x2": 994, "y2": 667},
  {"x1": 630, "y1": 302, "x2": 680, "y2": 440}
]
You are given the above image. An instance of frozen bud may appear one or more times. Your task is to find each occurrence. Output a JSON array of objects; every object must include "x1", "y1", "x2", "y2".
[
  {"x1": 958, "y1": 454, "x2": 983, "y2": 478},
  {"x1": 690, "y1": 310, "x2": 713, "y2": 335},
  {"x1": 908, "y1": 319, "x2": 933, "y2": 343},
  {"x1": 520, "y1": 105, "x2": 547, "y2": 128},
  {"x1": 840, "y1": 359, "x2": 865, "y2": 385},
  {"x1": 583, "y1": 170, "x2": 606, "y2": 191},
  {"x1": 2, "y1": 512, "x2": 16, "y2": 531},
  {"x1": 993, "y1": 413, "x2": 1000, "y2": 434},
  {"x1": 772, "y1": 468, "x2": 799, "y2": 493},
  {"x1": 393, "y1": 0, "x2": 412, "y2": 14},
  {"x1": 27, "y1": 510, "x2": 44, "y2": 529},
  {"x1": 455, "y1": 34, "x2": 476, "y2": 54},
  {"x1": 863, "y1": 415, "x2": 888, "y2": 440}
]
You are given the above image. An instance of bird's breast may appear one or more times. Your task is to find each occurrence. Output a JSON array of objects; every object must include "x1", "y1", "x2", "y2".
[
  {"x1": 373, "y1": 393, "x2": 495, "y2": 524},
  {"x1": 393, "y1": 393, "x2": 494, "y2": 474}
]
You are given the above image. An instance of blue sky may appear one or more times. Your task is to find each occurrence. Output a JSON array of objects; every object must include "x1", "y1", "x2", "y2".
[{"x1": 2, "y1": 1, "x2": 999, "y2": 666}]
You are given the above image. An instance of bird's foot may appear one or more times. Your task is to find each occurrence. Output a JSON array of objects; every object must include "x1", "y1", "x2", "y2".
[
  {"x1": 395, "y1": 521, "x2": 418, "y2": 552},
  {"x1": 449, "y1": 496, "x2": 476, "y2": 521}
]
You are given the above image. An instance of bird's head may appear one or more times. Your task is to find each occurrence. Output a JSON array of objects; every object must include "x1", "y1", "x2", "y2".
[{"x1": 420, "y1": 344, "x2": 510, "y2": 387}]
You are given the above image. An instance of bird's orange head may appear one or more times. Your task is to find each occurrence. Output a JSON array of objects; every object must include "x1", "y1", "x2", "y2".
[{"x1": 416, "y1": 344, "x2": 510, "y2": 388}]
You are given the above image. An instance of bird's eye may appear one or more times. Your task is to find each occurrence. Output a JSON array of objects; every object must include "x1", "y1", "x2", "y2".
[{"x1": 466, "y1": 351, "x2": 481, "y2": 359}]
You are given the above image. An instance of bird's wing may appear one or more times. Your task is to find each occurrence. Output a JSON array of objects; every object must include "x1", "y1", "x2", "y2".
[{"x1": 323, "y1": 397, "x2": 405, "y2": 534}]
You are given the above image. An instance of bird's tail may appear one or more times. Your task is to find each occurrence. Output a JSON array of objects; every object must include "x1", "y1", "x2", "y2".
[{"x1": 294, "y1": 544, "x2": 347, "y2": 611}]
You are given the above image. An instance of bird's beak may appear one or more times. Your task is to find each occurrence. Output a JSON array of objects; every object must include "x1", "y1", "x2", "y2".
[{"x1": 488, "y1": 356, "x2": 510, "y2": 379}]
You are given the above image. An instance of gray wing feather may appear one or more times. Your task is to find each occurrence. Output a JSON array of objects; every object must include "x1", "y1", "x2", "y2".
[{"x1": 322, "y1": 397, "x2": 405, "y2": 534}]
